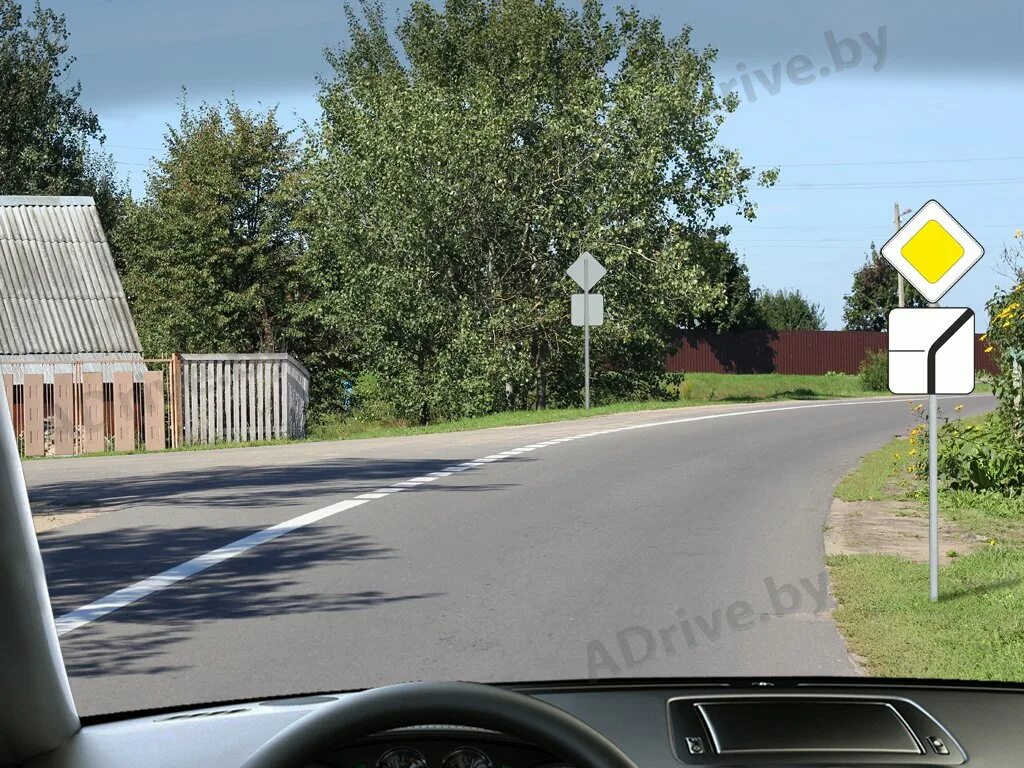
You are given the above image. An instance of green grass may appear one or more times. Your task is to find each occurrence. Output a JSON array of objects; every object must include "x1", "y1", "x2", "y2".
[
  {"x1": 828, "y1": 414, "x2": 1024, "y2": 680},
  {"x1": 673, "y1": 372, "x2": 883, "y2": 402},
  {"x1": 829, "y1": 550, "x2": 1024, "y2": 680},
  {"x1": 834, "y1": 435, "x2": 921, "y2": 502}
]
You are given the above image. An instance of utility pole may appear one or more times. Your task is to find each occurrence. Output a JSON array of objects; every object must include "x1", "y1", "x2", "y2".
[{"x1": 895, "y1": 202, "x2": 906, "y2": 308}]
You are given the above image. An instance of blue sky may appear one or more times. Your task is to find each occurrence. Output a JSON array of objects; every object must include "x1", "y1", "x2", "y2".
[{"x1": 50, "y1": 0, "x2": 1024, "y2": 328}]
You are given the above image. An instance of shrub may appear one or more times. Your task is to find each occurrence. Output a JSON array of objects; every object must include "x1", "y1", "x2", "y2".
[
  {"x1": 934, "y1": 413, "x2": 1024, "y2": 496},
  {"x1": 858, "y1": 349, "x2": 888, "y2": 391}
]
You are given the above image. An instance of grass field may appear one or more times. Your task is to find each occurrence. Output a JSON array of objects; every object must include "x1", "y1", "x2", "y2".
[
  {"x1": 672, "y1": 372, "x2": 882, "y2": 402},
  {"x1": 828, "y1": 418, "x2": 1024, "y2": 681}
]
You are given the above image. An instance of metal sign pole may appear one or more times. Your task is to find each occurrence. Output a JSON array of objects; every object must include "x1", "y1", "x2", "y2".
[
  {"x1": 583, "y1": 259, "x2": 590, "y2": 411},
  {"x1": 929, "y1": 391, "x2": 939, "y2": 601},
  {"x1": 928, "y1": 299, "x2": 939, "y2": 602}
]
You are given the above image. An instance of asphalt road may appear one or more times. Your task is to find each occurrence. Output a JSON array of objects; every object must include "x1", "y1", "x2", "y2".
[{"x1": 25, "y1": 395, "x2": 994, "y2": 716}]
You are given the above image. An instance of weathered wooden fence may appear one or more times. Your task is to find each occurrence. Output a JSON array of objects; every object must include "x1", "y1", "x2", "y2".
[
  {"x1": 180, "y1": 354, "x2": 309, "y2": 445},
  {"x1": 0, "y1": 352, "x2": 309, "y2": 456}
]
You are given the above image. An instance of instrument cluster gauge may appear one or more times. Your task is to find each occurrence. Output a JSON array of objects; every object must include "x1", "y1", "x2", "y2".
[
  {"x1": 440, "y1": 747, "x2": 494, "y2": 768},
  {"x1": 376, "y1": 747, "x2": 429, "y2": 768}
]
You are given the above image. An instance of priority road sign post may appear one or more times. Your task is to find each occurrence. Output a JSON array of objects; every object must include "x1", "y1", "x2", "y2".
[
  {"x1": 880, "y1": 200, "x2": 984, "y2": 602},
  {"x1": 567, "y1": 252, "x2": 606, "y2": 411}
]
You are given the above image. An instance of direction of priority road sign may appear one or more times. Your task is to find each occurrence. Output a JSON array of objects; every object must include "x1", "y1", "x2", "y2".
[
  {"x1": 888, "y1": 307, "x2": 975, "y2": 395},
  {"x1": 566, "y1": 252, "x2": 606, "y2": 292},
  {"x1": 881, "y1": 200, "x2": 984, "y2": 605},
  {"x1": 880, "y1": 199, "x2": 984, "y2": 304}
]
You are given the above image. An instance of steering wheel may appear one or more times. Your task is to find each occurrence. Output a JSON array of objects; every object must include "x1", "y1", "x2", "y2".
[{"x1": 240, "y1": 682, "x2": 638, "y2": 768}]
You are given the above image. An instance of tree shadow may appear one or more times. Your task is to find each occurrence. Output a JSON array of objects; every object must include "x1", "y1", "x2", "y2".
[
  {"x1": 669, "y1": 330, "x2": 778, "y2": 374},
  {"x1": 941, "y1": 575, "x2": 1023, "y2": 601},
  {"x1": 29, "y1": 456, "x2": 522, "y2": 513},
  {"x1": 53, "y1": 521, "x2": 445, "y2": 678}
]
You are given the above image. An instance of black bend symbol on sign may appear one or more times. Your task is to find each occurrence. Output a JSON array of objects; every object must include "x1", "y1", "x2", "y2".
[{"x1": 927, "y1": 309, "x2": 974, "y2": 395}]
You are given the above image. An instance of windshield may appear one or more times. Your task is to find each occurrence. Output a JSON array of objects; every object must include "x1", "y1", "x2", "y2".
[{"x1": 4, "y1": 0, "x2": 1022, "y2": 717}]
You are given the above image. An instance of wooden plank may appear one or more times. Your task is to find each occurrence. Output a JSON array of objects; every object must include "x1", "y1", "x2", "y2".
[
  {"x1": 81, "y1": 373, "x2": 105, "y2": 454},
  {"x1": 232, "y1": 362, "x2": 241, "y2": 441},
  {"x1": 281, "y1": 365, "x2": 292, "y2": 438},
  {"x1": 22, "y1": 374, "x2": 44, "y2": 456},
  {"x1": 266, "y1": 364, "x2": 274, "y2": 442},
  {"x1": 214, "y1": 361, "x2": 222, "y2": 442},
  {"x1": 143, "y1": 371, "x2": 166, "y2": 451},
  {"x1": 273, "y1": 361, "x2": 283, "y2": 439},
  {"x1": 255, "y1": 362, "x2": 265, "y2": 441},
  {"x1": 112, "y1": 372, "x2": 134, "y2": 453},
  {"x1": 52, "y1": 373, "x2": 75, "y2": 455},
  {"x1": 183, "y1": 364, "x2": 192, "y2": 444},
  {"x1": 3, "y1": 374, "x2": 13, "y2": 423},
  {"x1": 206, "y1": 361, "x2": 215, "y2": 443},
  {"x1": 240, "y1": 363, "x2": 249, "y2": 442},
  {"x1": 248, "y1": 362, "x2": 257, "y2": 441}
]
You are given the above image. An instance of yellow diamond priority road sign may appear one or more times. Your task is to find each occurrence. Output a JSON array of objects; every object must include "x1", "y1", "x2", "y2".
[{"x1": 880, "y1": 199, "x2": 983, "y2": 304}]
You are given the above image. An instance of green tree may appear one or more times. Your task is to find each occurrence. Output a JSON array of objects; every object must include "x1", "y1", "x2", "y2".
[
  {"x1": 0, "y1": 0, "x2": 125, "y2": 232},
  {"x1": 114, "y1": 100, "x2": 307, "y2": 357},
  {"x1": 678, "y1": 238, "x2": 761, "y2": 331},
  {"x1": 752, "y1": 288, "x2": 826, "y2": 331},
  {"x1": 303, "y1": 0, "x2": 775, "y2": 422},
  {"x1": 843, "y1": 243, "x2": 926, "y2": 330}
]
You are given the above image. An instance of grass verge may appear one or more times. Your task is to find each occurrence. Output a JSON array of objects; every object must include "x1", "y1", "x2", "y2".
[{"x1": 827, "y1": 413, "x2": 1024, "y2": 680}]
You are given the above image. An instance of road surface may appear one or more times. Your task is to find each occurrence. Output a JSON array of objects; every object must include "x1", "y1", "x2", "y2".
[{"x1": 25, "y1": 395, "x2": 994, "y2": 715}]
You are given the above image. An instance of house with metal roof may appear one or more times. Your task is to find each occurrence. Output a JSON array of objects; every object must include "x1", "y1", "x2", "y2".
[{"x1": 0, "y1": 196, "x2": 144, "y2": 382}]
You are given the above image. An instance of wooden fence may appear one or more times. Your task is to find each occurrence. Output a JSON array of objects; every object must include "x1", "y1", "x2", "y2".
[
  {"x1": 180, "y1": 354, "x2": 309, "y2": 445},
  {"x1": 0, "y1": 353, "x2": 308, "y2": 457}
]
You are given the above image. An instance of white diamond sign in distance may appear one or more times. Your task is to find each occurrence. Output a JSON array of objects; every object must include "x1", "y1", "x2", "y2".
[{"x1": 566, "y1": 252, "x2": 605, "y2": 292}]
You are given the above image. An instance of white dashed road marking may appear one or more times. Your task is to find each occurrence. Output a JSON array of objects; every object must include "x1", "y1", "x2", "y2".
[{"x1": 52, "y1": 396, "x2": 978, "y2": 636}]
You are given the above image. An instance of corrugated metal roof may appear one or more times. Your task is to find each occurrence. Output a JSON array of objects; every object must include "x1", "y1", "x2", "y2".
[{"x1": 0, "y1": 196, "x2": 143, "y2": 355}]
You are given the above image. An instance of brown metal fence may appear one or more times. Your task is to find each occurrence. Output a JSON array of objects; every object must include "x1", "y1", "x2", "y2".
[{"x1": 665, "y1": 330, "x2": 999, "y2": 376}]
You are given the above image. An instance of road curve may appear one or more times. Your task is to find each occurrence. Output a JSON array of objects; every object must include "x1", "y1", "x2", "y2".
[{"x1": 27, "y1": 395, "x2": 994, "y2": 715}]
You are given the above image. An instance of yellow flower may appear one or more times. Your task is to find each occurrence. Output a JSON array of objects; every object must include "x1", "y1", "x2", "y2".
[
  {"x1": 1016, "y1": 229, "x2": 1024, "y2": 239},
  {"x1": 955, "y1": 404, "x2": 964, "y2": 412},
  {"x1": 980, "y1": 333, "x2": 987, "y2": 342},
  {"x1": 893, "y1": 452, "x2": 902, "y2": 460},
  {"x1": 908, "y1": 449, "x2": 918, "y2": 456},
  {"x1": 985, "y1": 346, "x2": 994, "y2": 353}
]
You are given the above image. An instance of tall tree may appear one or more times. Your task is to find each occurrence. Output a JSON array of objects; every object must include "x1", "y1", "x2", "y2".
[
  {"x1": 677, "y1": 238, "x2": 761, "y2": 331},
  {"x1": 304, "y1": 0, "x2": 775, "y2": 422},
  {"x1": 114, "y1": 101, "x2": 307, "y2": 357},
  {"x1": 753, "y1": 288, "x2": 826, "y2": 331},
  {"x1": 0, "y1": 0, "x2": 124, "y2": 231},
  {"x1": 843, "y1": 243, "x2": 926, "y2": 330}
]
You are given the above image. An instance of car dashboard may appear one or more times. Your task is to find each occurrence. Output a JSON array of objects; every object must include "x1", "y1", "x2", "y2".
[{"x1": 25, "y1": 680, "x2": 1024, "y2": 768}]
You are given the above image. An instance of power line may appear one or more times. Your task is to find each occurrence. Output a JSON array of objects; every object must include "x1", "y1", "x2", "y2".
[
  {"x1": 751, "y1": 155, "x2": 1024, "y2": 169},
  {"x1": 772, "y1": 177, "x2": 1024, "y2": 190}
]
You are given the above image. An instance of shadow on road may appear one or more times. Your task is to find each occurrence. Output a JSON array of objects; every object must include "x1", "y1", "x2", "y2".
[
  {"x1": 54, "y1": 521, "x2": 444, "y2": 678},
  {"x1": 29, "y1": 456, "x2": 525, "y2": 513}
]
